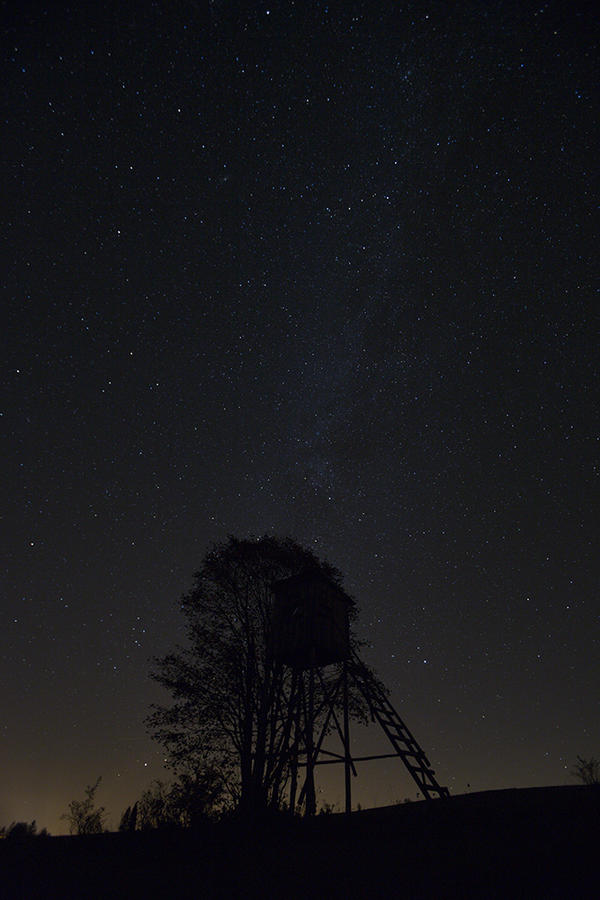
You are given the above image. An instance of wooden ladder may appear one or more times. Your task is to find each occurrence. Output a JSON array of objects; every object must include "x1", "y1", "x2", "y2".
[{"x1": 350, "y1": 652, "x2": 450, "y2": 800}]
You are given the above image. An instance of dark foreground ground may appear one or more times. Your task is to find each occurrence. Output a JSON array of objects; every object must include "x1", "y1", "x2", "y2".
[{"x1": 1, "y1": 785, "x2": 598, "y2": 899}]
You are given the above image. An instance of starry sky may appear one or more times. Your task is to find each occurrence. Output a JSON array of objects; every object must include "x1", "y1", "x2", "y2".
[{"x1": 2, "y1": 0, "x2": 598, "y2": 833}]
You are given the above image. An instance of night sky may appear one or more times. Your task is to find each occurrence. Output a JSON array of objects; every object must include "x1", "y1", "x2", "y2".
[{"x1": 3, "y1": 1, "x2": 598, "y2": 833}]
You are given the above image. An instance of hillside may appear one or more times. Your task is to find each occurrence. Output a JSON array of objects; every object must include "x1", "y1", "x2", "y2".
[{"x1": 2, "y1": 785, "x2": 597, "y2": 898}]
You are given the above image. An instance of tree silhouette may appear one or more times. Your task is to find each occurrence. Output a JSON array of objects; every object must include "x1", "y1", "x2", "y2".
[
  {"x1": 136, "y1": 780, "x2": 175, "y2": 830},
  {"x1": 571, "y1": 755, "x2": 600, "y2": 786},
  {"x1": 0, "y1": 820, "x2": 47, "y2": 839},
  {"x1": 120, "y1": 771, "x2": 222, "y2": 832},
  {"x1": 118, "y1": 802, "x2": 138, "y2": 832},
  {"x1": 169, "y1": 771, "x2": 223, "y2": 826},
  {"x1": 61, "y1": 777, "x2": 106, "y2": 834},
  {"x1": 147, "y1": 535, "x2": 371, "y2": 814}
]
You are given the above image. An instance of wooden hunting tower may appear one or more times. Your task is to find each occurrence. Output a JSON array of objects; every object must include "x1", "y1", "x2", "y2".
[
  {"x1": 269, "y1": 569, "x2": 450, "y2": 816},
  {"x1": 271, "y1": 571, "x2": 352, "y2": 669}
]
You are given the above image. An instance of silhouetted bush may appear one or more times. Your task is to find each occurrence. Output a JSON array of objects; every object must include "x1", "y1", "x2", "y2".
[{"x1": 61, "y1": 776, "x2": 106, "y2": 834}]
